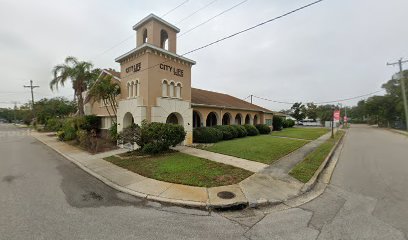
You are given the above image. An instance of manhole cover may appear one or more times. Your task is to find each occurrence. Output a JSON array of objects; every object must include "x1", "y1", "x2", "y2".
[{"x1": 217, "y1": 191, "x2": 236, "y2": 199}]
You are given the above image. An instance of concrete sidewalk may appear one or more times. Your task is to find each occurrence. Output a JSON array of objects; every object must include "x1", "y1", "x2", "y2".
[
  {"x1": 32, "y1": 130, "x2": 343, "y2": 209},
  {"x1": 173, "y1": 145, "x2": 268, "y2": 172}
]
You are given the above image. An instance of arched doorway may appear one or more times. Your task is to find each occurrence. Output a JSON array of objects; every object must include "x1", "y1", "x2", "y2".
[
  {"x1": 253, "y1": 114, "x2": 259, "y2": 125},
  {"x1": 166, "y1": 112, "x2": 183, "y2": 125},
  {"x1": 123, "y1": 112, "x2": 134, "y2": 129},
  {"x1": 222, "y1": 113, "x2": 232, "y2": 125},
  {"x1": 245, "y1": 114, "x2": 251, "y2": 124},
  {"x1": 235, "y1": 114, "x2": 243, "y2": 125},
  {"x1": 206, "y1": 112, "x2": 218, "y2": 127},
  {"x1": 193, "y1": 111, "x2": 202, "y2": 128}
]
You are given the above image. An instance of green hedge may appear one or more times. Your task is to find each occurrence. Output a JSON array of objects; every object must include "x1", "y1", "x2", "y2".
[
  {"x1": 231, "y1": 125, "x2": 247, "y2": 138},
  {"x1": 256, "y1": 124, "x2": 271, "y2": 134},
  {"x1": 44, "y1": 118, "x2": 64, "y2": 132},
  {"x1": 214, "y1": 125, "x2": 235, "y2": 140},
  {"x1": 193, "y1": 127, "x2": 223, "y2": 143},
  {"x1": 243, "y1": 124, "x2": 259, "y2": 136},
  {"x1": 282, "y1": 119, "x2": 295, "y2": 128}
]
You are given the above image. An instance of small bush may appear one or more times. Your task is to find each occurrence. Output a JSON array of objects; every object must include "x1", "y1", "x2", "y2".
[
  {"x1": 77, "y1": 129, "x2": 90, "y2": 148},
  {"x1": 78, "y1": 115, "x2": 100, "y2": 131},
  {"x1": 108, "y1": 123, "x2": 118, "y2": 142},
  {"x1": 61, "y1": 118, "x2": 77, "y2": 141},
  {"x1": 56, "y1": 131, "x2": 65, "y2": 141},
  {"x1": 45, "y1": 118, "x2": 63, "y2": 132},
  {"x1": 214, "y1": 125, "x2": 235, "y2": 140},
  {"x1": 256, "y1": 124, "x2": 271, "y2": 134},
  {"x1": 243, "y1": 124, "x2": 259, "y2": 136},
  {"x1": 193, "y1": 127, "x2": 223, "y2": 143},
  {"x1": 272, "y1": 116, "x2": 284, "y2": 131},
  {"x1": 284, "y1": 119, "x2": 295, "y2": 128},
  {"x1": 231, "y1": 125, "x2": 247, "y2": 138}
]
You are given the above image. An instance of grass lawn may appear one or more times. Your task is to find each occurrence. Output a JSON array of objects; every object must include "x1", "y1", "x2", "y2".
[
  {"x1": 289, "y1": 130, "x2": 345, "y2": 183},
  {"x1": 201, "y1": 135, "x2": 308, "y2": 164},
  {"x1": 271, "y1": 127, "x2": 329, "y2": 140},
  {"x1": 104, "y1": 152, "x2": 252, "y2": 187}
]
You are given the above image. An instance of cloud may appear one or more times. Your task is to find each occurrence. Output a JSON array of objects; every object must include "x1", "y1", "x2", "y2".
[{"x1": 0, "y1": 0, "x2": 407, "y2": 110}]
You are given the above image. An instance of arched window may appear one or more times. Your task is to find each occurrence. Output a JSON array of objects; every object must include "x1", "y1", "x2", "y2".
[
  {"x1": 253, "y1": 114, "x2": 259, "y2": 125},
  {"x1": 143, "y1": 29, "x2": 148, "y2": 43},
  {"x1": 235, "y1": 114, "x2": 242, "y2": 125},
  {"x1": 206, "y1": 112, "x2": 218, "y2": 127},
  {"x1": 245, "y1": 114, "x2": 251, "y2": 124},
  {"x1": 169, "y1": 81, "x2": 175, "y2": 97},
  {"x1": 160, "y1": 29, "x2": 169, "y2": 50},
  {"x1": 133, "y1": 80, "x2": 138, "y2": 97},
  {"x1": 175, "y1": 83, "x2": 182, "y2": 98},
  {"x1": 222, "y1": 113, "x2": 231, "y2": 125},
  {"x1": 162, "y1": 80, "x2": 168, "y2": 97},
  {"x1": 130, "y1": 82, "x2": 134, "y2": 98},
  {"x1": 127, "y1": 82, "x2": 131, "y2": 98},
  {"x1": 193, "y1": 111, "x2": 202, "y2": 128}
]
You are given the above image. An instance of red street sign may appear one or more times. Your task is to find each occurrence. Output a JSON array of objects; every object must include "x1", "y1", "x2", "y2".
[{"x1": 333, "y1": 110, "x2": 341, "y2": 121}]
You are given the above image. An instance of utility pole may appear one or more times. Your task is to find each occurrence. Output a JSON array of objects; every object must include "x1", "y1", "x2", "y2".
[
  {"x1": 24, "y1": 80, "x2": 40, "y2": 120},
  {"x1": 387, "y1": 58, "x2": 408, "y2": 131},
  {"x1": 250, "y1": 94, "x2": 253, "y2": 104}
]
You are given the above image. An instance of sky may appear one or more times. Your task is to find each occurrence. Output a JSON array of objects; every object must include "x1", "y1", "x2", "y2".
[{"x1": 0, "y1": 0, "x2": 407, "y2": 111}]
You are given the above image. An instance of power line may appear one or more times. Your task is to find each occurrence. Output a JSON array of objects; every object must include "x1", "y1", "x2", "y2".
[
  {"x1": 123, "y1": 0, "x2": 326, "y2": 80},
  {"x1": 92, "y1": 0, "x2": 244, "y2": 59},
  {"x1": 313, "y1": 89, "x2": 385, "y2": 104},
  {"x1": 251, "y1": 89, "x2": 385, "y2": 106},
  {"x1": 175, "y1": 0, "x2": 218, "y2": 24},
  {"x1": 162, "y1": 0, "x2": 189, "y2": 17},
  {"x1": 178, "y1": 0, "x2": 248, "y2": 37}
]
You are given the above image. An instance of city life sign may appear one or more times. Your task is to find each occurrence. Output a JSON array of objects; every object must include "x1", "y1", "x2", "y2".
[
  {"x1": 159, "y1": 63, "x2": 184, "y2": 77},
  {"x1": 126, "y1": 62, "x2": 142, "y2": 73}
]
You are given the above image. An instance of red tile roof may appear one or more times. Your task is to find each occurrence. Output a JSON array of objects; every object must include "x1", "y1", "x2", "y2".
[{"x1": 191, "y1": 88, "x2": 273, "y2": 113}]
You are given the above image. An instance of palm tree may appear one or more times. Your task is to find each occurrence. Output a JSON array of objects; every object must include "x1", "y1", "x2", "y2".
[
  {"x1": 86, "y1": 74, "x2": 121, "y2": 123},
  {"x1": 50, "y1": 56, "x2": 96, "y2": 116}
]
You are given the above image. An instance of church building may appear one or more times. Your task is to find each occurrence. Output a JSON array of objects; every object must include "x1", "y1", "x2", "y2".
[{"x1": 84, "y1": 14, "x2": 274, "y2": 145}]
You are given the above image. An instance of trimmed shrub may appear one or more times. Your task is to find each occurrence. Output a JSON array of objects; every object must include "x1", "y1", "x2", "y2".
[
  {"x1": 193, "y1": 127, "x2": 223, "y2": 143},
  {"x1": 272, "y1": 116, "x2": 284, "y2": 131},
  {"x1": 119, "y1": 121, "x2": 186, "y2": 154},
  {"x1": 256, "y1": 124, "x2": 272, "y2": 134},
  {"x1": 243, "y1": 124, "x2": 259, "y2": 136},
  {"x1": 214, "y1": 125, "x2": 235, "y2": 140},
  {"x1": 45, "y1": 118, "x2": 63, "y2": 132},
  {"x1": 231, "y1": 125, "x2": 247, "y2": 138}
]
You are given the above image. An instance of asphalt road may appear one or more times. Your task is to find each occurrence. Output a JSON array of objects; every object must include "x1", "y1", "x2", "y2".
[{"x1": 1, "y1": 124, "x2": 407, "y2": 239}]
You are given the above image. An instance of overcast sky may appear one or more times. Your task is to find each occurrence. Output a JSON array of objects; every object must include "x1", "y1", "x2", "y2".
[{"x1": 1, "y1": 0, "x2": 407, "y2": 111}]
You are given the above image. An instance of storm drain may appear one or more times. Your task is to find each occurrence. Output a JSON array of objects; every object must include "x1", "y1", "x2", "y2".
[{"x1": 217, "y1": 191, "x2": 236, "y2": 199}]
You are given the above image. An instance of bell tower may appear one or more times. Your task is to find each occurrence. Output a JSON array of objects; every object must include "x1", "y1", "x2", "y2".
[
  {"x1": 116, "y1": 14, "x2": 196, "y2": 145},
  {"x1": 133, "y1": 14, "x2": 179, "y2": 53}
]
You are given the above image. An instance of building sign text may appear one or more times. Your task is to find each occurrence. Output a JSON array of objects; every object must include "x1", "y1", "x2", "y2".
[
  {"x1": 126, "y1": 62, "x2": 141, "y2": 73},
  {"x1": 159, "y1": 63, "x2": 184, "y2": 77}
]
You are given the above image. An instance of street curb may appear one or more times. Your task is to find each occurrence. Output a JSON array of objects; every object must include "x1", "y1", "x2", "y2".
[
  {"x1": 301, "y1": 130, "x2": 346, "y2": 193},
  {"x1": 32, "y1": 133, "x2": 211, "y2": 210},
  {"x1": 32, "y1": 130, "x2": 347, "y2": 211}
]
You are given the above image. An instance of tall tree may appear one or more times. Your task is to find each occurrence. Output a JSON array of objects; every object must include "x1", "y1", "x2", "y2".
[
  {"x1": 86, "y1": 74, "x2": 120, "y2": 124},
  {"x1": 291, "y1": 102, "x2": 306, "y2": 121},
  {"x1": 50, "y1": 57, "x2": 98, "y2": 116},
  {"x1": 306, "y1": 102, "x2": 318, "y2": 121}
]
